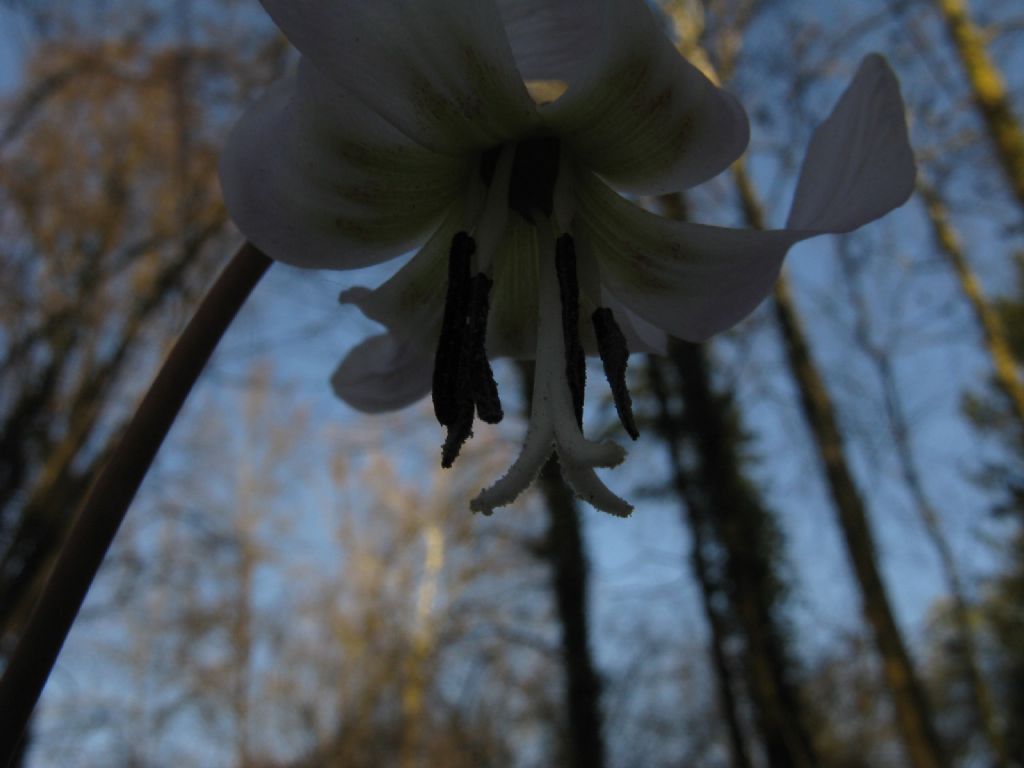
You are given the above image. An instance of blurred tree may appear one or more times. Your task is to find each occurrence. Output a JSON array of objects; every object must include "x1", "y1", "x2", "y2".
[
  {"x1": 515, "y1": 362, "x2": 607, "y2": 768},
  {"x1": 931, "y1": 0, "x2": 1024, "y2": 214},
  {"x1": 977, "y1": 530, "x2": 1024, "y2": 766},
  {"x1": 0, "y1": 0, "x2": 287, "y2": 652},
  {"x1": 918, "y1": 179, "x2": 1024, "y2": 428},
  {"x1": 27, "y1": 370, "x2": 558, "y2": 767},
  {"x1": 733, "y1": 163, "x2": 948, "y2": 768},
  {"x1": 648, "y1": 343, "x2": 819, "y2": 768},
  {"x1": 959, "y1": 253, "x2": 1024, "y2": 766},
  {"x1": 534, "y1": 456, "x2": 607, "y2": 768},
  {"x1": 835, "y1": 232, "x2": 1009, "y2": 768},
  {"x1": 646, "y1": 189, "x2": 818, "y2": 768},
  {"x1": 667, "y1": 0, "x2": 950, "y2": 758},
  {"x1": 803, "y1": 630, "x2": 900, "y2": 768}
]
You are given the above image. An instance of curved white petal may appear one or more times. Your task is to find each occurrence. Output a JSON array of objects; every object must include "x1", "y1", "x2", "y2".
[
  {"x1": 331, "y1": 211, "x2": 466, "y2": 413},
  {"x1": 259, "y1": 0, "x2": 538, "y2": 152},
  {"x1": 576, "y1": 174, "x2": 796, "y2": 341},
  {"x1": 542, "y1": 0, "x2": 749, "y2": 194},
  {"x1": 338, "y1": 206, "x2": 463, "y2": 341},
  {"x1": 577, "y1": 54, "x2": 915, "y2": 342},
  {"x1": 331, "y1": 334, "x2": 433, "y2": 413},
  {"x1": 602, "y1": 292, "x2": 670, "y2": 355},
  {"x1": 496, "y1": 0, "x2": 600, "y2": 82},
  {"x1": 570, "y1": 232, "x2": 669, "y2": 355},
  {"x1": 787, "y1": 54, "x2": 916, "y2": 231},
  {"x1": 220, "y1": 68, "x2": 470, "y2": 270}
]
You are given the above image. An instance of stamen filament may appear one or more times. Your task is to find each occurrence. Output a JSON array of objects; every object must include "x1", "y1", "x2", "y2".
[
  {"x1": 555, "y1": 234, "x2": 586, "y2": 428},
  {"x1": 471, "y1": 228, "x2": 631, "y2": 516}
]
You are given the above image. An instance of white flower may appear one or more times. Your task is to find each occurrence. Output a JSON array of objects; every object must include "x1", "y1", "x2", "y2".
[{"x1": 220, "y1": 0, "x2": 915, "y2": 516}]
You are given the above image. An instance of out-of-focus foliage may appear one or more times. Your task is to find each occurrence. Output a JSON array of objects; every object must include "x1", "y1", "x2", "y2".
[{"x1": 0, "y1": 0, "x2": 287, "y2": 648}]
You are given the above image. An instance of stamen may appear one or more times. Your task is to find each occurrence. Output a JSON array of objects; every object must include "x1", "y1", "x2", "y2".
[
  {"x1": 432, "y1": 232, "x2": 474, "y2": 428},
  {"x1": 466, "y1": 274, "x2": 503, "y2": 425},
  {"x1": 441, "y1": 289, "x2": 477, "y2": 469},
  {"x1": 560, "y1": 462, "x2": 634, "y2": 518},
  {"x1": 440, "y1": 401, "x2": 474, "y2": 469},
  {"x1": 592, "y1": 307, "x2": 639, "y2": 440},
  {"x1": 471, "y1": 230, "x2": 631, "y2": 517},
  {"x1": 555, "y1": 235, "x2": 586, "y2": 428},
  {"x1": 470, "y1": 389, "x2": 554, "y2": 515}
]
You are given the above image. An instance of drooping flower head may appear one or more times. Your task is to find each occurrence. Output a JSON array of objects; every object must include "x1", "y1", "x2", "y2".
[{"x1": 220, "y1": 0, "x2": 915, "y2": 515}]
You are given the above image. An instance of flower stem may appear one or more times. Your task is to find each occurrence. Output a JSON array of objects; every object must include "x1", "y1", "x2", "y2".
[{"x1": 0, "y1": 243, "x2": 272, "y2": 765}]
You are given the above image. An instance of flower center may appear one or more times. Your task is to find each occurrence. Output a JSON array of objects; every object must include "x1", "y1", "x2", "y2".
[
  {"x1": 481, "y1": 136, "x2": 561, "y2": 222},
  {"x1": 432, "y1": 138, "x2": 640, "y2": 516}
]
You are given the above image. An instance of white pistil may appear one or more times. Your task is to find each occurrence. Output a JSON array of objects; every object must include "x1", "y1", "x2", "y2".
[{"x1": 471, "y1": 225, "x2": 633, "y2": 517}]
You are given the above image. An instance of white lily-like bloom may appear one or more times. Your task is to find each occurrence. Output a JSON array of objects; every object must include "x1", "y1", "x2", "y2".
[{"x1": 220, "y1": 0, "x2": 915, "y2": 516}]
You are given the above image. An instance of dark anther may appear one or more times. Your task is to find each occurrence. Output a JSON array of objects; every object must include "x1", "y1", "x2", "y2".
[
  {"x1": 432, "y1": 232, "x2": 474, "y2": 428},
  {"x1": 508, "y1": 136, "x2": 560, "y2": 222},
  {"x1": 434, "y1": 235, "x2": 505, "y2": 468},
  {"x1": 440, "y1": 390, "x2": 475, "y2": 469},
  {"x1": 466, "y1": 274, "x2": 503, "y2": 425},
  {"x1": 556, "y1": 235, "x2": 586, "y2": 427},
  {"x1": 442, "y1": 274, "x2": 502, "y2": 468},
  {"x1": 593, "y1": 307, "x2": 639, "y2": 440}
]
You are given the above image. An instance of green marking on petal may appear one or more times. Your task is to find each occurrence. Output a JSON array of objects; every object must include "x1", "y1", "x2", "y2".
[
  {"x1": 488, "y1": 214, "x2": 540, "y2": 357},
  {"x1": 573, "y1": 176, "x2": 677, "y2": 295},
  {"x1": 403, "y1": 43, "x2": 534, "y2": 149},
  {"x1": 559, "y1": 54, "x2": 696, "y2": 179}
]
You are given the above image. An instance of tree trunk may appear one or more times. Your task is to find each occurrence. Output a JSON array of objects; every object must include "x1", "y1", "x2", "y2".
[
  {"x1": 536, "y1": 455, "x2": 606, "y2": 768},
  {"x1": 918, "y1": 179, "x2": 1024, "y2": 427},
  {"x1": 671, "y1": 341, "x2": 819, "y2": 768},
  {"x1": 838, "y1": 233, "x2": 1010, "y2": 768},
  {"x1": 648, "y1": 355, "x2": 755, "y2": 768},
  {"x1": 733, "y1": 163, "x2": 949, "y2": 768},
  {"x1": 933, "y1": 0, "x2": 1024, "y2": 213}
]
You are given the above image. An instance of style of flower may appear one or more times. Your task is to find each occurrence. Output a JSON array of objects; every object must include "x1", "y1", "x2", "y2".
[{"x1": 220, "y1": 0, "x2": 915, "y2": 516}]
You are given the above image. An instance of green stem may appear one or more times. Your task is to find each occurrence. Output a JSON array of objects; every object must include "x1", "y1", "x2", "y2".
[{"x1": 0, "y1": 243, "x2": 272, "y2": 765}]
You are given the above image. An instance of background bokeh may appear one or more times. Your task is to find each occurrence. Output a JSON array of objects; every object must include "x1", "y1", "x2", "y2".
[{"x1": 1, "y1": 0, "x2": 1023, "y2": 766}]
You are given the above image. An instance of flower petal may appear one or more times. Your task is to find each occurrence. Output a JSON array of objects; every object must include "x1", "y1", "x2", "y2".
[
  {"x1": 787, "y1": 54, "x2": 915, "y2": 231},
  {"x1": 487, "y1": 213, "x2": 541, "y2": 358},
  {"x1": 495, "y1": 0, "x2": 600, "y2": 82},
  {"x1": 220, "y1": 66, "x2": 471, "y2": 271},
  {"x1": 542, "y1": 0, "x2": 749, "y2": 194},
  {"x1": 576, "y1": 55, "x2": 915, "y2": 342},
  {"x1": 331, "y1": 334, "x2": 433, "y2": 413},
  {"x1": 338, "y1": 205, "x2": 465, "y2": 346},
  {"x1": 486, "y1": 218, "x2": 669, "y2": 358},
  {"x1": 258, "y1": 0, "x2": 538, "y2": 152},
  {"x1": 576, "y1": 175, "x2": 796, "y2": 341},
  {"x1": 601, "y1": 294, "x2": 669, "y2": 355},
  {"x1": 330, "y1": 211, "x2": 464, "y2": 413}
]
